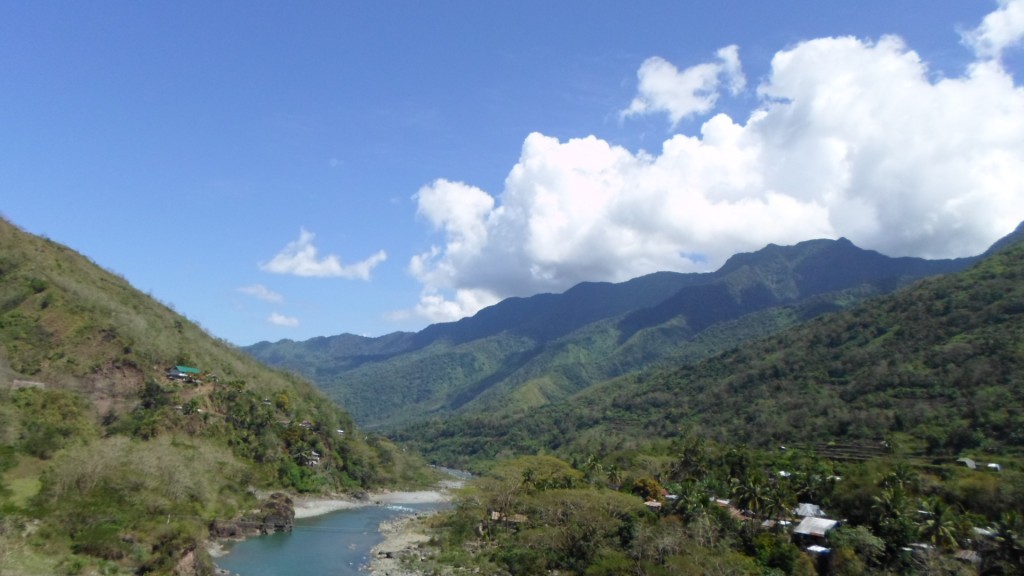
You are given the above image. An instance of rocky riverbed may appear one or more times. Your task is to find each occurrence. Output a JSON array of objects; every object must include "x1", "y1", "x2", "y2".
[{"x1": 367, "y1": 513, "x2": 437, "y2": 576}]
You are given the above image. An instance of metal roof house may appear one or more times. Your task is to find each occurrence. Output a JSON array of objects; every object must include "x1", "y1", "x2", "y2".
[
  {"x1": 794, "y1": 503, "x2": 825, "y2": 518},
  {"x1": 956, "y1": 457, "x2": 977, "y2": 470},
  {"x1": 166, "y1": 365, "x2": 202, "y2": 380},
  {"x1": 793, "y1": 517, "x2": 839, "y2": 538}
]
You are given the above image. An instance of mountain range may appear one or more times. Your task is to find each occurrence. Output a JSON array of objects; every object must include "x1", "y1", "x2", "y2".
[
  {"x1": 245, "y1": 229, "x2": 1020, "y2": 431},
  {"x1": 398, "y1": 223, "x2": 1024, "y2": 465}
]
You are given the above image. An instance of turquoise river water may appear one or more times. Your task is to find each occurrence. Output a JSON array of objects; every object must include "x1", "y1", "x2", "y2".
[{"x1": 214, "y1": 502, "x2": 442, "y2": 576}]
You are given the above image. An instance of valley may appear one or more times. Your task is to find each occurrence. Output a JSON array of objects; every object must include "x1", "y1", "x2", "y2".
[{"x1": 2, "y1": 218, "x2": 1023, "y2": 575}]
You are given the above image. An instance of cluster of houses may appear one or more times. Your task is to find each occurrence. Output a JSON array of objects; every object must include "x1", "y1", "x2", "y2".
[
  {"x1": 707, "y1": 497, "x2": 839, "y2": 548},
  {"x1": 706, "y1": 493, "x2": 990, "y2": 569}
]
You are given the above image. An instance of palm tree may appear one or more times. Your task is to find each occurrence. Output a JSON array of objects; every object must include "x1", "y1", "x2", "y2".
[
  {"x1": 987, "y1": 511, "x2": 1024, "y2": 572},
  {"x1": 580, "y1": 454, "x2": 604, "y2": 485},
  {"x1": 918, "y1": 497, "x2": 958, "y2": 551},
  {"x1": 605, "y1": 464, "x2": 624, "y2": 490},
  {"x1": 671, "y1": 436, "x2": 710, "y2": 483},
  {"x1": 872, "y1": 486, "x2": 917, "y2": 550},
  {"x1": 520, "y1": 468, "x2": 537, "y2": 493},
  {"x1": 882, "y1": 461, "x2": 919, "y2": 494},
  {"x1": 731, "y1": 473, "x2": 768, "y2": 518},
  {"x1": 763, "y1": 481, "x2": 796, "y2": 532},
  {"x1": 675, "y1": 481, "x2": 709, "y2": 521},
  {"x1": 724, "y1": 446, "x2": 753, "y2": 482}
]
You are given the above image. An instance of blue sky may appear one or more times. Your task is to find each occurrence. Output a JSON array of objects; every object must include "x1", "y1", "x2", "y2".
[{"x1": 3, "y1": 1, "x2": 1023, "y2": 345}]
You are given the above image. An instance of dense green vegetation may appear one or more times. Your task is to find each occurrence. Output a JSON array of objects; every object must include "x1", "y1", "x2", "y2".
[
  {"x1": 0, "y1": 217, "x2": 432, "y2": 574},
  {"x1": 413, "y1": 444, "x2": 1023, "y2": 575},
  {"x1": 397, "y1": 238, "x2": 1024, "y2": 469}
]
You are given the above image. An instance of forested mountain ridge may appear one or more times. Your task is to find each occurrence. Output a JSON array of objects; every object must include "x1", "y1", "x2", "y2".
[
  {"x1": 247, "y1": 234, "x2": 984, "y2": 429},
  {"x1": 0, "y1": 217, "x2": 429, "y2": 574},
  {"x1": 400, "y1": 226, "x2": 1024, "y2": 465}
]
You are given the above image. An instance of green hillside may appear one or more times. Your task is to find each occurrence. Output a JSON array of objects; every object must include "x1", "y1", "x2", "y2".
[
  {"x1": 399, "y1": 231, "x2": 1024, "y2": 466},
  {"x1": 0, "y1": 217, "x2": 430, "y2": 575}
]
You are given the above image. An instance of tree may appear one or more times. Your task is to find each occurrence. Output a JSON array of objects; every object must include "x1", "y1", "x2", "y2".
[
  {"x1": 274, "y1": 393, "x2": 290, "y2": 412},
  {"x1": 918, "y1": 497, "x2": 958, "y2": 551},
  {"x1": 723, "y1": 446, "x2": 753, "y2": 482},
  {"x1": 605, "y1": 464, "x2": 624, "y2": 489},
  {"x1": 985, "y1": 510, "x2": 1024, "y2": 574},
  {"x1": 580, "y1": 454, "x2": 604, "y2": 486},
  {"x1": 671, "y1": 435, "x2": 710, "y2": 483},
  {"x1": 871, "y1": 486, "x2": 917, "y2": 552},
  {"x1": 762, "y1": 481, "x2": 796, "y2": 531},
  {"x1": 631, "y1": 477, "x2": 664, "y2": 503},
  {"x1": 731, "y1": 473, "x2": 768, "y2": 518},
  {"x1": 525, "y1": 489, "x2": 643, "y2": 573},
  {"x1": 882, "y1": 461, "x2": 919, "y2": 494},
  {"x1": 489, "y1": 455, "x2": 582, "y2": 493},
  {"x1": 829, "y1": 524, "x2": 884, "y2": 572},
  {"x1": 674, "y1": 481, "x2": 709, "y2": 521}
]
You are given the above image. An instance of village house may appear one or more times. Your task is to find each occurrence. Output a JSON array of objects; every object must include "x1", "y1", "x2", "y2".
[
  {"x1": 792, "y1": 515, "x2": 840, "y2": 556},
  {"x1": 793, "y1": 516, "x2": 839, "y2": 540},
  {"x1": 793, "y1": 502, "x2": 826, "y2": 518},
  {"x1": 166, "y1": 365, "x2": 201, "y2": 382}
]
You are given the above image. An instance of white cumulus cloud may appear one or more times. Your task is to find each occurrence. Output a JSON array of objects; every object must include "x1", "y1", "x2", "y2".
[
  {"x1": 237, "y1": 284, "x2": 284, "y2": 303},
  {"x1": 261, "y1": 228, "x2": 387, "y2": 280},
  {"x1": 622, "y1": 45, "x2": 746, "y2": 126},
  {"x1": 962, "y1": 0, "x2": 1024, "y2": 59},
  {"x1": 268, "y1": 312, "x2": 300, "y2": 327},
  {"x1": 406, "y1": 2, "x2": 1024, "y2": 324}
]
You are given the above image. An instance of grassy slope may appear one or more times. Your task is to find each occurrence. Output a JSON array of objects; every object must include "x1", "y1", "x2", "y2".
[{"x1": 0, "y1": 217, "x2": 430, "y2": 574}]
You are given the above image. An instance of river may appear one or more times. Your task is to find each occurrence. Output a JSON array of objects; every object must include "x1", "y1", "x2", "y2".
[{"x1": 214, "y1": 501, "x2": 444, "y2": 576}]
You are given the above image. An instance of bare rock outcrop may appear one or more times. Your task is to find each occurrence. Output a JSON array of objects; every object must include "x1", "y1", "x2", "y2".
[{"x1": 209, "y1": 492, "x2": 295, "y2": 539}]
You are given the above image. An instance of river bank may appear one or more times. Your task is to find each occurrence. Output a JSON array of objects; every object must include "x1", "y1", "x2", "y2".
[
  {"x1": 293, "y1": 485, "x2": 456, "y2": 519},
  {"x1": 367, "y1": 513, "x2": 437, "y2": 576},
  {"x1": 210, "y1": 481, "x2": 461, "y2": 575}
]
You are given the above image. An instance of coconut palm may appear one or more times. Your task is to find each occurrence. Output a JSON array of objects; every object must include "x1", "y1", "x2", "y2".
[
  {"x1": 580, "y1": 454, "x2": 604, "y2": 485},
  {"x1": 918, "y1": 497, "x2": 958, "y2": 551},
  {"x1": 675, "y1": 480, "x2": 709, "y2": 521},
  {"x1": 763, "y1": 481, "x2": 797, "y2": 532},
  {"x1": 872, "y1": 485, "x2": 917, "y2": 550},
  {"x1": 731, "y1": 473, "x2": 768, "y2": 518},
  {"x1": 605, "y1": 464, "x2": 624, "y2": 489},
  {"x1": 671, "y1": 436, "x2": 710, "y2": 483},
  {"x1": 882, "y1": 461, "x2": 919, "y2": 494},
  {"x1": 986, "y1": 511, "x2": 1024, "y2": 572}
]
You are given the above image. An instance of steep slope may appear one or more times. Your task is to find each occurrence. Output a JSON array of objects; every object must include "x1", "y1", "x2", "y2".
[
  {"x1": 400, "y1": 235, "x2": 1024, "y2": 465},
  {"x1": 248, "y1": 236, "x2": 979, "y2": 429},
  {"x1": 0, "y1": 217, "x2": 427, "y2": 574}
]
